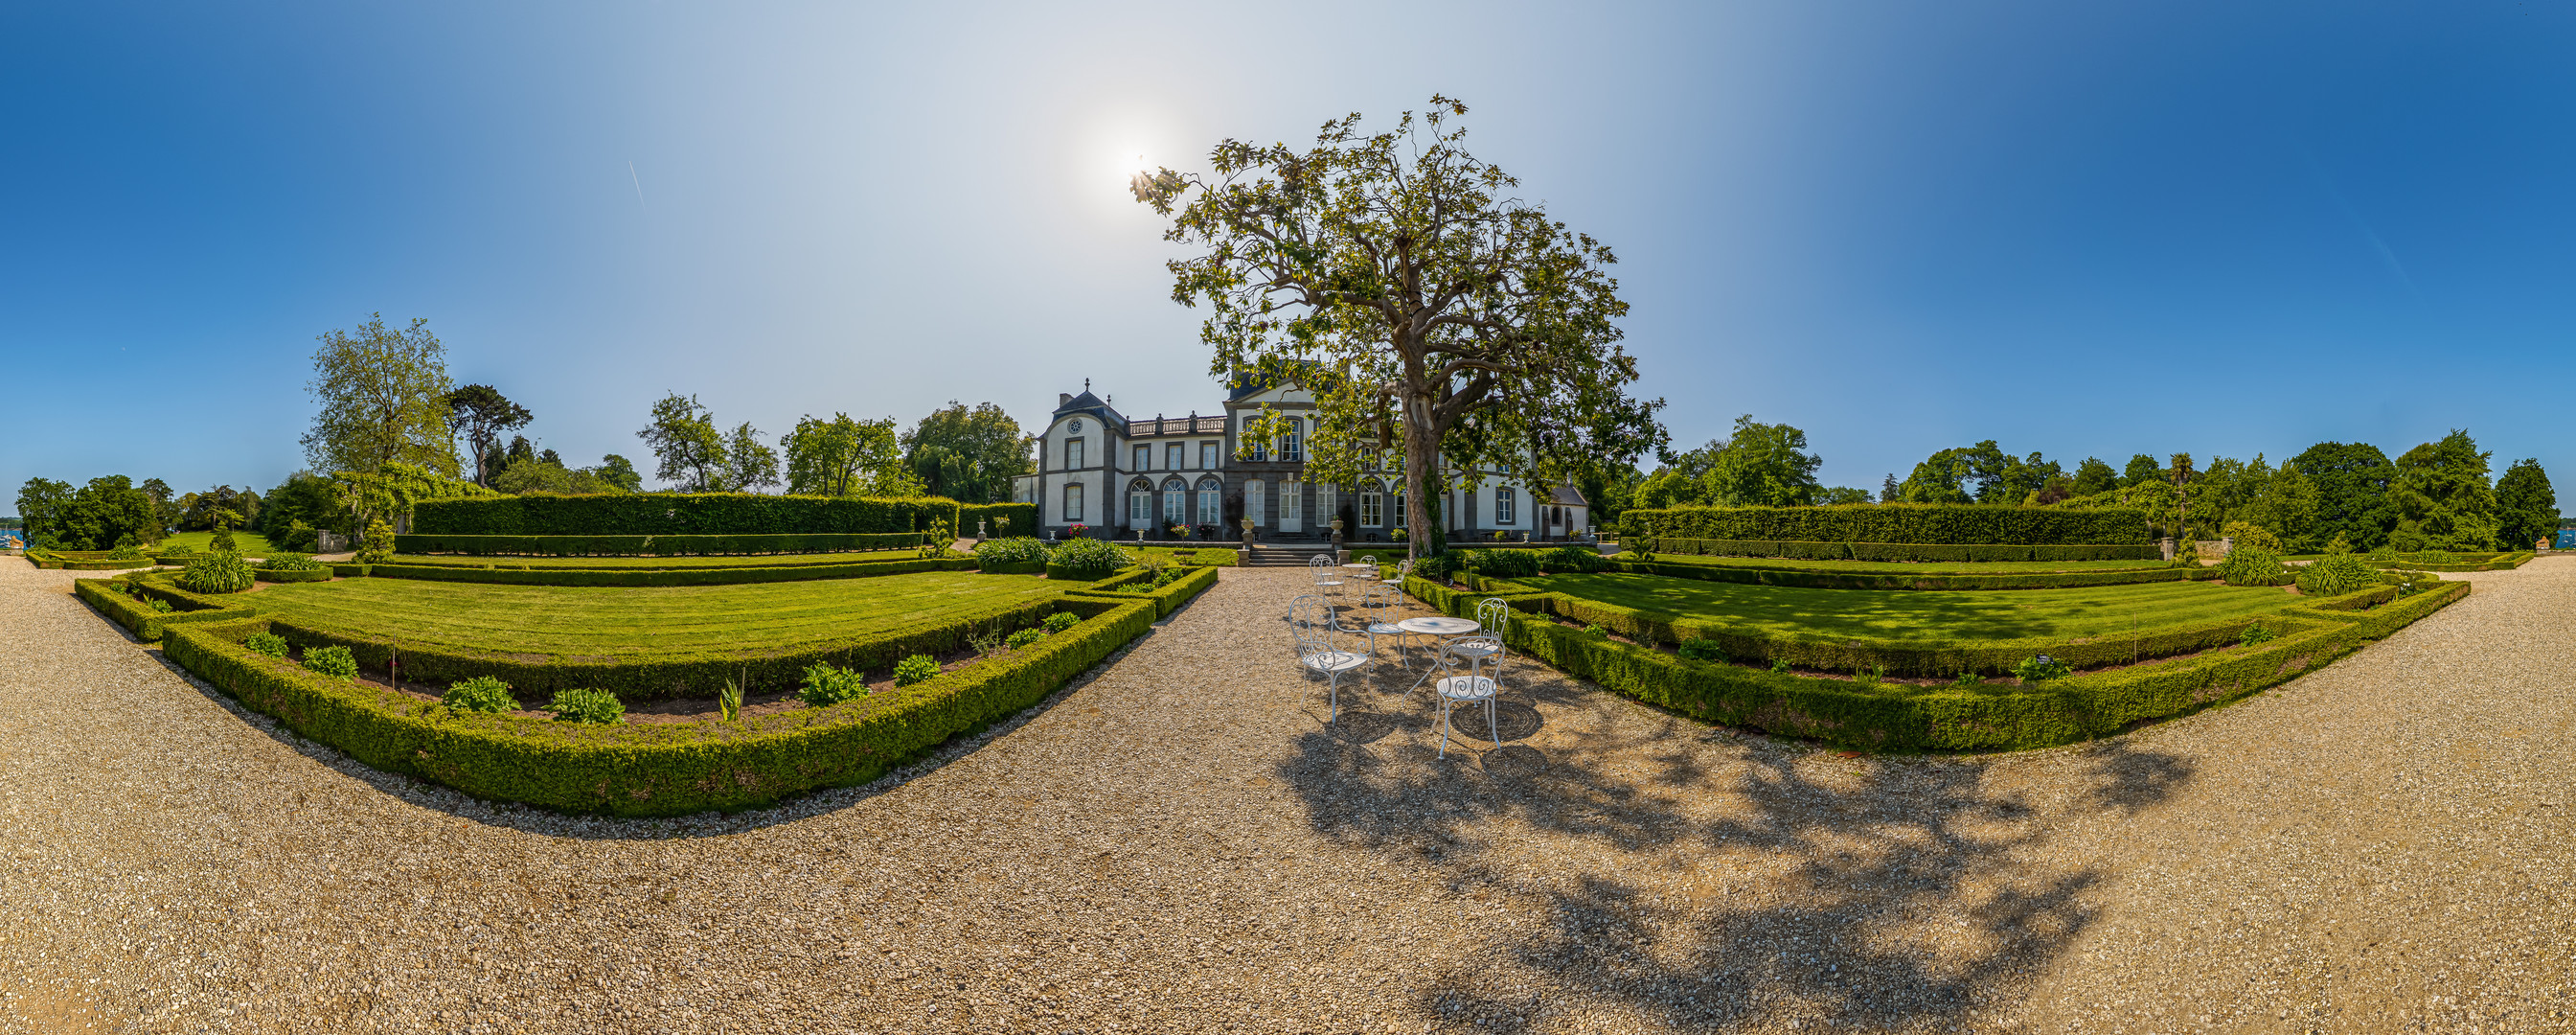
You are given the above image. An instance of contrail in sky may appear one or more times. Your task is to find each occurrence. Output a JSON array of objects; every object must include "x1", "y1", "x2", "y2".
[
  {"x1": 2303, "y1": 148, "x2": 2412, "y2": 294},
  {"x1": 628, "y1": 161, "x2": 646, "y2": 209}
]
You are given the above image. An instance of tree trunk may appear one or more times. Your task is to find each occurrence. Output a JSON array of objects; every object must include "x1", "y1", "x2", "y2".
[{"x1": 1402, "y1": 392, "x2": 1443, "y2": 560}]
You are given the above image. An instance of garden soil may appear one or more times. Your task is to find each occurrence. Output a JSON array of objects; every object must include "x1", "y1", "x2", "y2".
[{"x1": 1, "y1": 559, "x2": 2570, "y2": 1033}]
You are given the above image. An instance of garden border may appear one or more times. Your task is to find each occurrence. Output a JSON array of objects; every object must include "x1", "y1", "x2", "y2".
[{"x1": 391, "y1": 532, "x2": 925, "y2": 557}]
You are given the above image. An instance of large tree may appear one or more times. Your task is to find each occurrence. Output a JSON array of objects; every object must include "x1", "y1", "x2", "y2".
[
  {"x1": 636, "y1": 393, "x2": 728, "y2": 492},
  {"x1": 445, "y1": 384, "x2": 533, "y2": 488},
  {"x1": 2495, "y1": 458, "x2": 2558, "y2": 550},
  {"x1": 1135, "y1": 96, "x2": 1664, "y2": 556},
  {"x1": 2389, "y1": 430, "x2": 2497, "y2": 551},
  {"x1": 724, "y1": 423, "x2": 779, "y2": 493},
  {"x1": 2069, "y1": 456, "x2": 2119, "y2": 496},
  {"x1": 1700, "y1": 415, "x2": 1824, "y2": 507},
  {"x1": 14, "y1": 477, "x2": 72, "y2": 548},
  {"x1": 901, "y1": 401, "x2": 1029, "y2": 504},
  {"x1": 785, "y1": 413, "x2": 913, "y2": 496},
  {"x1": 2287, "y1": 442, "x2": 2393, "y2": 549},
  {"x1": 302, "y1": 314, "x2": 458, "y2": 477}
]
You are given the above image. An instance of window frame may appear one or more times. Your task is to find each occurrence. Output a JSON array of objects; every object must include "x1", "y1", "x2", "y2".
[{"x1": 1062, "y1": 482, "x2": 1084, "y2": 523}]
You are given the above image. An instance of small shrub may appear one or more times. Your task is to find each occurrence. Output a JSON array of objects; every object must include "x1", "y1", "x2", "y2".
[
  {"x1": 2013, "y1": 655, "x2": 2071, "y2": 683},
  {"x1": 277, "y1": 519, "x2": 321, "y2": 554},
  {"x1": 799, "y1": 662, "x2": 868, "y2": 707},
  {"x1": 1413, "y1": 552, "x2": 1463, "y2": 582},
  {"x1": 1952, "y1": 671, "x2": 1985, "y2": 686},
  {"x1": 1043, "y1": 611, "x2": 1081, "y2": 633},
  {"x1": 442, "y1": 676, "x2": 522, "y2": 713},
  {"x1": 718, "y1": 676, "x2": 743, "y2": 722},
  {"x1": 918, "y1": 518, "x2": 953, "y2": 560},
  {"x1": 1855, "y1": 665, "x2": 1884, "y2": 685},
  {"x1": 303, "y1": 645, "x2": 358, "y2": 680},
  {"x1": 1677, "y1": 638, "x2": 1728, "y2": 662},
  {"x1": 2323, "y1": 533, "x2": 2354, "y2": 555},
  {"x1": 1769, "y1": 658, "x2": 1792, "y2": 674},
  {"x1": 2216, "y1": 546, "x2": 2292, "y2": 587},
  {"x1": 354, "y1": 518, "x2": 397, "y2": 564},
  {"x1": 547, "y1": 687, "x2": 626, "y2": 724},
  {"x1": 1581, "y1": 624, "x2": 1609, "y2": 638},
  {"x1": 178, "y1": 552, "x2": 256, "y2": 594},
  {"x1": 244, "y1": 632, "x2": 289, "y2": 657},
  {"x1": 258, "y1": 553, "x2": 326, "y2": 571},
  {"x1": 1006, "y1": 628, "x2": 1047, "y2": 650},
  {"x1": 892, "y1": 654, "x2": 940, "y2": 687},
  {"x1": 210, "y1": 526, "x2": 238, "y2": 553},
  {"x1": 2240, "y1": 624, "x2": 2276, "y2": 646},
  {"x1": 1049, "y1": 537, "x2": 1134, "y2": 573},
  {"x1": 2222, "y1": 520, "x2": 2282, "y2": 555},
  {"x1": 107, "y1": 539, "x2": 145, "y2": 561},
  {"x1": 1545, "y1": 545, "x2": 1609, "y2": 573},
  {"x1": 146, "y1": 597, "x2": 173, "y2": 614},
  {"x1": 2296, "y1": 553, "x2": 2379, "y2": 598}
]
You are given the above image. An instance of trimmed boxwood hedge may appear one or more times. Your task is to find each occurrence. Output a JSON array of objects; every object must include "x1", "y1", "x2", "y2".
[
  {"x1": 979, "y1": 560, "x2": 1047, "y2": 575},
  {"x1": 1063, "y1": 564, "x2": 1221, "y2": 619},
  {"x1": 1600, "y1": 558, "x2": 2221, "y2": 592},
  {"x1": 2364, "y1": 551, "x2": 2535, "y2": 572},
  {"x1": 1402, "y1": 575, "x2": 2466, "y2": 751},
  {"x1": 160, "y1": 595, "x2": 1156, "y2": 816},
  {"x1": 410, "y1": 494, "x2": 960, "y2": 537},
  {"x1": 254, "y1": 568, "x2": 333, "y2": 584},
  {"x1": 957, "y1": 503, "x2": 1037, "y2": 539},
  {"x1": 392, "y1": 532, "x2": 924, "y2": 556},
  {"x1": 338, "y1": 556, "x2": 980, "y2": 587},
  {"x1": 1620, "y1": 505, "x2": 2150, "y2": 546},
  {"x1": 74, "y1": 574, "x2": 260, "y2": 642},
  {"x1": 1634, "y1": 538, "x2": 2160, "y2": 563},
  {"x1": 1045, "y1": 561, "x2": 1126, "y2": 582}
]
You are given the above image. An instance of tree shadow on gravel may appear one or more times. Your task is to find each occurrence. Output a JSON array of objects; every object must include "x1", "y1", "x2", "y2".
[{"x1": 1281, "y1": 680, "x2": 2200, "y2": 1032}]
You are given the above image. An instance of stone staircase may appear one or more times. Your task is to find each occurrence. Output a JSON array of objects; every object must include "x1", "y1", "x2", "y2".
[{"x1": 1241, "y1": 543, "x2": 1337, "y2": 567}]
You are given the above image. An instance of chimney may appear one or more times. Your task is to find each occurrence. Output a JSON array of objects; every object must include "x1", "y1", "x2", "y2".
[{"x1": 1060, "y1": 393, "x2": 1073, "y2": 407}]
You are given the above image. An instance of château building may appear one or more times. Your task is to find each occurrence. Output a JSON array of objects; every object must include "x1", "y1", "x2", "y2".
[{"x1": 1011, "y1": 377, "x2": 1589, "y2": 542}]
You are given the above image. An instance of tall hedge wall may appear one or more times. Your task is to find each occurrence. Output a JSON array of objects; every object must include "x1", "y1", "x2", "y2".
[
  {"x1": 957, "y1": 503, "x2": 1037, "y2": 539},
  {"x1": 1618, "y1": 505, "x2": 2150, "y2": 545},
  {"x1": 392, "y1": 532, "x2": 923, "y2": 556},
  {"x1": 409, "y1": 494, "x2": 961, "y2": 537}
]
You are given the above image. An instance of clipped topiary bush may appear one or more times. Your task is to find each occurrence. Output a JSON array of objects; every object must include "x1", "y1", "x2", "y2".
[
  {"x1": 178, "y1": 552, "x2": 256, "y2": 594},
  {"x1": 546, "y1": 687, "x2": 625, "y2": 724},
  {"x1": 442, "y1": 676, "x2": 522, "y2": 713},
  {"x1": 799, "y1": 661, "x2": 868, "y2": 706},
  {"x1": 303, "y1": 645, "x2": 358, "y2": 680},
  {"x1": 2216, "y1": 547, "x2": 2292, "y2": 587},
  {"x1": 892, "y1": 654, "x2": 940, "y2": 687},
  {"x1": 2296, "y1": 553, "x2": 2380, "y2": 598},
  {"x1": 244, "y1": 632, "x2": 290, "y2": 657},
  {"x1": 354, "y1": 518, "x2": 397, "y2": 564}
]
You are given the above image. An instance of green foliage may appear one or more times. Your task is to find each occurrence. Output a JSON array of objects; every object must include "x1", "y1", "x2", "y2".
[
  {"x1": 1046, "y1": 537, "x2": 1132, "y2": 574},
  {"x1": 244, "y1": 632, "x2": 289, "y2": 656},
  {"x1": 303, "y1": 644, "x2": 359, "y2": 680},
  {"x1": 15, "y1": 474, "x2": 163, "y2": 551},
  {"x1": 637, "y1": 393, "x2": 730, "y2": 492},
  {"x1": 1043, "y1": 611, "x2": 1082, "y2": 633},
  {"x1": 147, "y1": 597, "x2": 174, "y2": 614},
  {"x1": 411, "y1": 494, "x2": 957, "y2": 538},
  {"x1": 718, "y1": 676, "x2": 742, "y2": 722},
  {"x1": 1769, "y1": 658, "x2": 1792, "y2": 674},
  {"x1": 2070, "y1": 457, "x2": 2120, "y2": 496},
  {"x1": 333, "y1": 555, "x2": 979, "y2": 587},
  {"x1": 785, "y1": 412, "x2": 918, "y2": 496},
  {"x1": 1413, "y1": 551, "x2": 1464, "y2": 582},
  {"x1": 1636, "y1": 538, "x2": 2158, "y2": 564},
  {"x1": 546, "y1": 687, "x2": 626, "y2": 724},
  {"x1": 1005, "y1": 628, "x2": 1047, "y2": 650},
  {"x1": 974, "y1": 537, "x2": 1052, "y2": 565},
  {"x1": 1621, "y1": 505, "x2": 2146, "y2": 545},
  {"x1": 2013, "y1": 656, "x2": 2072, "y2": 682},
  {"x1": 257, "y1": 553, "x2": 327, "y2": 571},
  {"x1": 107, "y1": 540, "x2": 145, "y2": 560},
  {"x1": 2221, "y1": 520, "x2": 2281, "y2": 553},
  {"x1": 1138, "y1": 97, "x2": 1664, "y2": 555},
  {"x1": 799, "y1": 662, "x2": 870, "y2": 706},
  {"x1": 2239, "y1": 624, "x2": 2275, "y2": 646},
  {"x1": 2296, "y1": 553, "x2": 2380, "y2": 598},
  {"x1": 594, "y1": 454, "x2": 644, "y2": 494},
  {"x1": 398, "y1": 532, "x2": 922, "y2": 557},
  {"x1": 892, "y1": 654, "x2": 941, "y2": 687},
  {"x1": 354, "y1": 518, "x2": 397, "y2": 564},
  {"x1": 303, "y1": 313, "x2": 459, "y2": 477},
  {"x1": 209, "y1": 526, "x2": 239, "y2": 552},
  {"x1": 903, "y1": 402, "x2": 1032, "y2": 504},
  {"x1": 491, "y1": 459, "x2": 627, "y2": 495},
  {"x1": 2388, "y1": 430, "x2": 2498, "y2": 552},
  {"x1": 178, "y1": 552, "x2": 256, "y2": 594},
  {"x1": 443, "y1": 383, "x2": 533, "y2": 488},
  {"x1": 443, "y1": 676, "x2": 522, "y2": 713},
  {"x1": 1581, "y1": 624, "x2": 1609, "y2": 638},
  {"x1": 2215, "y1": 546, "x2": 2292, "y2": 587},
  {"x1": 2494, "y1": 458, "x2": 2557, "y2": 550},
  {"x1": 1676, "y1": 638, "x2": 1727, "y2": 662}
]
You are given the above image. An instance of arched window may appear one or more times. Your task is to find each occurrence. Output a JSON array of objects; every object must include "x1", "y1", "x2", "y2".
[
  {"x1": 1282, "y1": 418, "x2": 1304, "y2": 462},
  {"x1": 1062, "y1": 483, "x2": 1084, "y2": 523},
  {"x1": 1197, "y1": 477, "x2": 1222, "y2": 524},
  {"x1": 1128, "y1": 479, "x2": 1153, "y2": 529},
  {"x1": 1162, "y1": 477, "x2": 1189, "y2": 526},
  {"x1": 1358, "y1": 481, "x2": 1384, "y2": 527}
]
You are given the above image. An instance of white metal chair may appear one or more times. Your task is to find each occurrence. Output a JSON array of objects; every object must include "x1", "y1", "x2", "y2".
[
  {"x1": 1431, "y1": 635, "x2": 1506, "y2": 758},
  {"x1": 1333, "y1": 580, "x2": 1412, "y2": 670},
  {"x1": 1308, "y1": 554, "x2": 1344, "y2": 596},
  {"x1": 1290, "y1": 595, "x2": 1368, "y2": 722},
  {"x1": 1445, "y1": 597, "x2": 1513, "y2": 676}
]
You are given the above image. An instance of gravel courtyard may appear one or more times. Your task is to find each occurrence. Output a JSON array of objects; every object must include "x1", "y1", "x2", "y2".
[{"x1": 4, "y1": 559, "x2": 2571, "y2": 1033}]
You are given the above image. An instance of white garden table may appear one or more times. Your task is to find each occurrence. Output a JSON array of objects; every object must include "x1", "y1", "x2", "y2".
[{"x1": 1396, "y1": 615, "x2": 1480, "y2": 694}]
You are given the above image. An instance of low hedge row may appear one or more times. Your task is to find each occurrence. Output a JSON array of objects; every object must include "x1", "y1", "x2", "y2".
[
  {"x1": 1063, "y1": 564, "x2": 1222, "y2": 619},
  {"x1": 161, "y1": 594, "x2": 1155, "y2": 816},
  {"x1": 333, "y1": 556, "x2": 981, "y2": 587},
  {"x1": 1604, "y1": 559, "x2": 2220, "y2": 592},
  {"x1": 411, "y1": 494, "x2": 959, "y2": 537},
  {"x1": 1404, "y1": 575, "x2": 2468, "y2": 750},
  {"x1": 979, "y1": 559, "x2": 1047, "y2": 575},
  {"x1": 25, "y1": 552, "x2": 156, "y2": 570},
  {"x1": 262, "y1": 587, "x2": 1057, "y2": 702},
  {"x1": 75, "y1": 574, "x2": 259, "y2": 642},
  {"x1": 1045, "y1": 561, "x2": 1126, "y2": 582},
  {"x1": 254, "y1": 568, "x2": 333, "y2": 584},
  {"x1": 1619, "y1": 505, "x2": 2151, "y2": 546},
  {"x1": 2367, "y1": 551, "x2": 2534, "y2": 572},
  {"x1": 1634, "y1": 538, "x2": 2161, "y2": 563},
  {"x1": 391, "y1": 532, "x2": 924, "y2": 556}
]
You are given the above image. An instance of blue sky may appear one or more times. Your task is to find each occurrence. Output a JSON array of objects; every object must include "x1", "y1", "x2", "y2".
[{"x1": 7, "y1": 2, "x2": 2573, "y2": 503}]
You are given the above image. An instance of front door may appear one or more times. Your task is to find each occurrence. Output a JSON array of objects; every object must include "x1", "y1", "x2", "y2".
[{"x1": 1278, "y1": 480, "x2": 1302, "y2": 534}]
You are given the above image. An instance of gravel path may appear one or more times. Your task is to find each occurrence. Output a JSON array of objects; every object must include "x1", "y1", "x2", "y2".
[{"x1": 3, "y1": 559, "x2": 2570, "y2": 1033}]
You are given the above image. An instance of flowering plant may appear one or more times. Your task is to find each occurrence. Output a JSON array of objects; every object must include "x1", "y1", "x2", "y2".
[{"x1": 1068, "y1": 523, "x2": 1089, "y2": 539}]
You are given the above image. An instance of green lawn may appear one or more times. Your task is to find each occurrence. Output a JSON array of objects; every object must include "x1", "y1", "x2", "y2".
[
  {"x1": 1521, "y1": 572, "x2": 2294, "y2": 641},
  {"x1": 253, "y1": 571, "x2": 1060, "y2": 658},
  {"x1": 388, "y1": 549, "x2": 919, "y2": 569},
  {"x1": 1630, "y1": 554, "x2": 2170, "y2": 575},
  {"x1": 158, "y1": 531, "x2": 282, "y2": 556}
]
